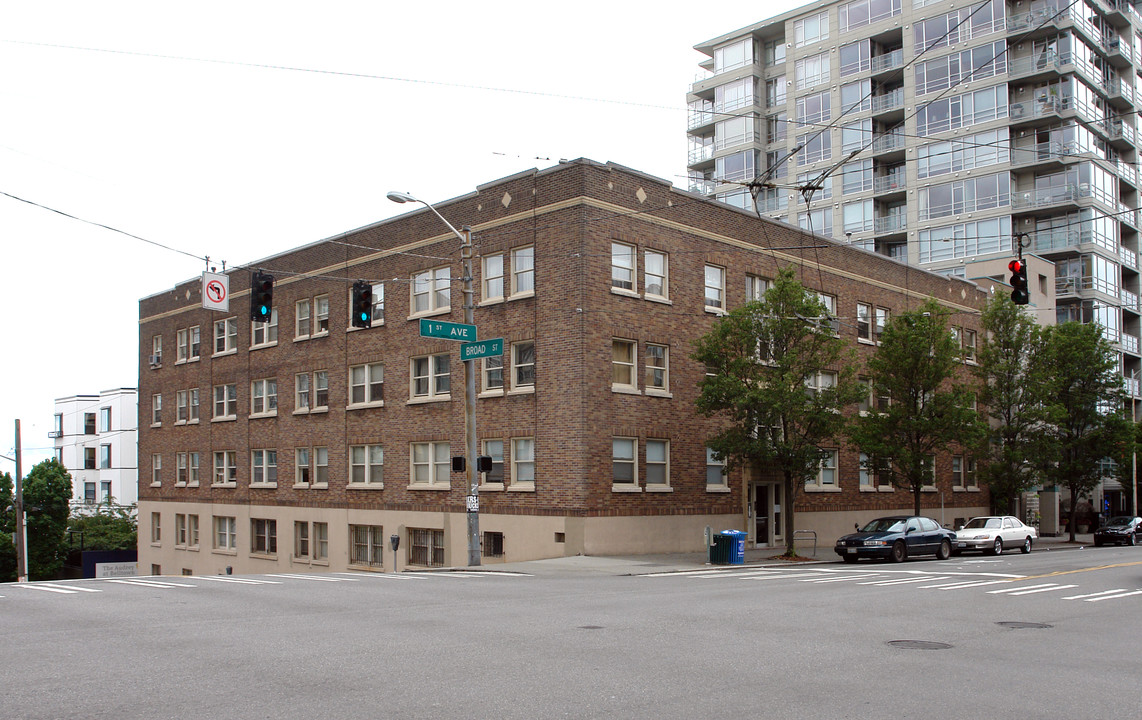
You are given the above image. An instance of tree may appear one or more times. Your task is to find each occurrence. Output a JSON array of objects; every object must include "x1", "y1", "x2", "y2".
[
  {"x1": 21, "y1": 459, "x2": 73, "y2": 580},
  {"x1": 693, "y1": 267, "x2": 864, "y2": 556},
  {"x1": 68, "y1": 499, "x2": 137, "y2": 552},
  {"x1": 0, "y1": 471, "x2": 15, "y2": 582},
  {"x1": 849, "y1": 298, "x2": 984, "y2": 516},
  {"x1": 973, "y1": 294, "x2": 1044, "y2": 514},
  {"x1": 1035, "y1": 321, "x2": 1131, "y2": 542}
]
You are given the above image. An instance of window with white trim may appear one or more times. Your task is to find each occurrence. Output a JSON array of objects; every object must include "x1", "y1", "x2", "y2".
[
  {"x1": 646, "y1": 439, "x2": 669, "y2": 488},
  {"x1": 251, "y1": 518, "x2": 277, "y2": 555},
  {"x1": 188, "y1": 326, "x2": 200, "y2": 360},
  {"x1": 152, "y1": 335, "x2": 163, "y2": 365},
  {"x1": 188, "y1": 452, "x2": 199, "y2": 486},
  {"x1": 176, "y1": 390, "x2": 188, "y2": 423},
  {"x1": 151, "y1": 394, "x2": 162, "y2": 426},
  {"x1": 612, "y1": 437, "x2": 636, "y2": 487},
  {"x1": 350, "y1": 524, "x2": 385, "y2": 567},
  {"x1": 859, "y1": 452, "x2": 879, "y2": 490},
  {"x1": 746, "y1": 275, "x2": 770, "y2": 302},
  {"x1": 645, "y1": 344, "x2": 668, "y2": 393},
  {"x1": 482, "y1": 355, "x2": 504, "y2": 392},
  {"x1": 511, "y1": 342, "x2": 535, "y2": 389},
  {"x1": 411, "y1": 266, "x2": 451, "y2": 314},
  {"x1": 704, "y1": 265, "x2": 725, "y2": 311},
  {"x1": 251, "y1": 378, "x2": 278, "y2": 416},
  {"x1": 251, "y1": 449, "x2": 278, "y2": 486},
  {"x1": 213, "y1": 450, "x2": 237, "y2": 485},
  {"x1": 177, "y1": 452, "x2": 188, "y2": 485},
  {"x1": 349, "y1": 363, "x2": 384, "y2": 406},
  {"x1": 482, "y1": 439, "x2": 504, "y2": 486},
  {"x1": 213, "y1": 384, "x2": 237, "y2": 419},
  {"x1": 612, "y1": 339, "x2": 637, "y2": 390},
  {"x1": 151, "y1": 453, "x2": 162, "y2": 486},
  {"x1": 213, "y1": 317, "x2": 237, "y2": 354},
  {"x1": 794, "y1": 10, "x2": 830, "y2": 47},
  {"x1": 295, "y1": 373, "x2": 310, "y2": 412},
  {"x1": 296, "y1": 299, "x2": 311, "y2": 338},
  {"x1": 251, "y1": 309, "x2": 278, "y2": 348},
  {"x1": 611, "y1": 242, "x2": 635, "y2": 291},
  {"x1": 411, "y1": 442, "x2": 450, "y2": 487},
  {"x1": 483, "y1": 253, "x2": 504, "y2": 301},
  {"x1": 512, "y1": 246, "x2": 534, "y2": 296},
  {"x1": 795, "y1": 52, "x2": 830, "y2": 90},
  {"x1": 213, "y1": 516, "x2": 237, "y2": 551},
  {"x1": 314, "y1": 447, "x2": 329, "y2": 485},
  {"x1": 706, "y1": 447, "x2": 728, "y2": 489},
  {"x1": 177, "y1": 329, "x2": 189, "y2": 362},
  {"x1": 295, "y1": 447, "x2": 311, "y2": 485},
  {"x1": 952, "y1": 455, "x2": 977, "y2": 489},
  {"x1": 857, "y1": 303, "x2": 872, "y2": 342},
  {"x1": 350, "y1": 444, "x2": 384, "y2": 486},
  {"x1": 511, "y1": 437, "x2": 535, "y2": 489},
  {"x1": 644, "y1": 250, "x2": 668, "y2": 299},
  {"x1": 151, "y1": 512, "x2": 161, "y2": 543},
  {"x1": 411, "y1": 353, "x2": 451, "y2": 399},
  {"x1": 807, "y1": 449, "x2": 839, "y2": 489}
]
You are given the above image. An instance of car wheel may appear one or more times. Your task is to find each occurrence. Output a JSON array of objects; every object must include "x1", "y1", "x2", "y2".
[
  {"x1": 890, "y1": 541, "x2": 906, "y2": 563},
  {"x1": 842, "y1": 554, "x2": 858, "y2": 564},
  {"x1": 991, "y1": 538, "x2": 1003, "y2": 556},
  {"x1": 936, "y1": 539, "x2": 951, "y2": 560},
  {"x1": 1021, "y1": 537, "x2": 1032, "y2": 554},
  {"x1": 1094, "y1": 539, "x2": 1103, "y2": 547},
  {"x1": 1130, "y1": 534, "x2": 1137, "y2": 547}
]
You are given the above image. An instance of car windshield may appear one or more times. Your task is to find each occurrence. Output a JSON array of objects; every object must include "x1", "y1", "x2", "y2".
[
  {"x1": 1105, "y1": 516, "x2": 1134, "y2": 526},
  {"x1": 963, "y1": 518, "x2": 1002, "y2": 529},
  {"x1": 860, "y1": 518, "x2": 907, "y2": 533}
]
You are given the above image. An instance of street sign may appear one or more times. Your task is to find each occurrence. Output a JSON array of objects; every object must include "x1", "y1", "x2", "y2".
[
  {"x1": 460, "y1": 338, "x2": 503, "y2": 361},
  {"x1": 419, "y1": 318, "x2": 476, "y2": 342},
  {"x1": 202, "y1": 271, "x2": 229, "y2": 312},
  {"x1": 466, "y1": 496, "x2": 479, "y2": 512}
]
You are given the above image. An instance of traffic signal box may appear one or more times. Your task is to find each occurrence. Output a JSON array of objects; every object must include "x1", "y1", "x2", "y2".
[
  {"x1": 351, "y1": 281, "x2": 373, "y2": 329},
  {"x1": 250, "y1": 271, "x2": 274, "y2": 322},
  {"x1": 1008, "y1": 258, "x2": 1029, "y2": 305}
]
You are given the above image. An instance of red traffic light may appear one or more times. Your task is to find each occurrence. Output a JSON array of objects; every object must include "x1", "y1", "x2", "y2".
[{"x1": 1008, "y1": 257, "x2": 1029, "y2": 305}]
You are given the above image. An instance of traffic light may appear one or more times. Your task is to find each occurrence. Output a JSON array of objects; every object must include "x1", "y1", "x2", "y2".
[
  {"x1": 250, "y1": 271, "x2": 274, "y2": 322},
  {"x1": 351, "y1": 281, "x2": 373, "y2": 329},
  {"x1": 1008, "y1": 258, "x2": 1029, "y2": 305}
]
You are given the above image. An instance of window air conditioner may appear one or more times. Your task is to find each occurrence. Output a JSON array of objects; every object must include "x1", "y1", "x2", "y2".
[{"x1": 149, "y1": 354, "x2": 161, "y2": 366}]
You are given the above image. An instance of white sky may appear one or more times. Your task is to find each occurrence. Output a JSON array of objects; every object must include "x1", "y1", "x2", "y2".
[{"x1": 0, "y1": 0, "x2": 803, "y2": 471}]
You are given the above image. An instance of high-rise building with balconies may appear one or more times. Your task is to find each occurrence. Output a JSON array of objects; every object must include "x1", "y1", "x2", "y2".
[{"x1": 687, "y1": 0, "x2": 1142, "y2": 516}]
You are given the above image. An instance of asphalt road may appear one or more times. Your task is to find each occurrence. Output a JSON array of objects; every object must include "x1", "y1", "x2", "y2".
[{"x1": 2, "y1": 547, "x2": 1141, "y2": 719}]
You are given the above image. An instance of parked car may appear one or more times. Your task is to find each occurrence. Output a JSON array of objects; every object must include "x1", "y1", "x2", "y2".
[
  {"x1": 834, "y1": 516, "x2": 956, "y2": 563},
  {"x1": 953, "y1": 516, "x2": 1037, "y2": 555},
  {"x1": 1093, "y1": 516, "x2": 1142, "y2": 547}
]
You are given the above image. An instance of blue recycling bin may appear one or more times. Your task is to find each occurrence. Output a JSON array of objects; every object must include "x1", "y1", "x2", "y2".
[{"x1": 711, "y1": 529, "x2": 746, "y2": 565}]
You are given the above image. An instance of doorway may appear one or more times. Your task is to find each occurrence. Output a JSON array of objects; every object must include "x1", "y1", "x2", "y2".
[{"x1": 750, "y1": 482, "x2": 783, "y2": 548}]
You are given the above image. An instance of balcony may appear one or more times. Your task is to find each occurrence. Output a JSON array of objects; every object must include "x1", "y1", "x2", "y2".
[
  {"x1": 1122, "y1": 289, "x2": 1141, "y2": 314},
  {"x1": 1098, "y1": 0, "x2": 1140, "y2": 27},
  {"x1": 871, "y1": 132, "x2": 906, "y2": 154},
  {"x1": 1121, "y1": 245, "x2": 1139, "y2": 270},
  {"x1": 1007, "y1": 53, "x2": 1067, "y2": 82},
  {"x1": 688, "y1": 144, "x2": 714, "y2": 167},
  {"x1": 874, "y1": 214, "x2": 907, "y2": 235},
  {"x1": 688, "y1": 109, "x2": 716, "y2": 132},
  {"x1": 870, "y1": 88, "x2": 905, "y2": 115},
  {"x1": 1009, "y1": 140, "x2": 1081, "y2": 169},
  {"x1": 1008, "y1": 97, "x2": 1069, "y2": 125},
  {"x1": 1118, "y1": 203, "x2": 1141, "y2": 230},
  {"x1": 1125, "y1": 374, "x2": 1141, "y2": 397},
  {"x1": 1122, "y1": 332, "x2": 1141, "y2": 355},
  {"x1": 1107, "y1": 119, "x2": 1137, "y2": 149},
  {"x1": 1011, "y1": 185, "x2": 1084, "y2": 212},
  {"x1": 1032, "y1": 228, "x2": 1082, "y2": 253},
  {"x1": 1106, "y1": 76, "x2": 1136, "y2": 108},
  {"x1": 1115, "y1": 160, "x2": 1138, "y2": 188},
  {"x1": 870, "y1": 49, "x2": 903, "y2": 76},
  {"x1": 1100, "y1": 35, "x2": 1134, "y2": 67},
  {"x1": 689, "y1": 177, "x2": 717, "y2": 195},
  {"x1": 873, "y1": 169, "x2": 907, "y2": 195}
]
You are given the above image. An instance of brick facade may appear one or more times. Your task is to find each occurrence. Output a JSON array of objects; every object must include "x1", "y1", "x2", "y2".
[{"x1": 137, "y1": 159, "x2": 989, "y2": 575}]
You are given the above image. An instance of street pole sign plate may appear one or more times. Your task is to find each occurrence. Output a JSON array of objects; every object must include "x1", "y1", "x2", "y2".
[
  {"x1": 202, "y1": 271, "x2": 229, "y2": 312},
  {"x1": 460, "y1": 338, "x2": 503, "y2": 361},
  {"x1": 419, "y1": 318, "x2": 476, "y2": 342}
]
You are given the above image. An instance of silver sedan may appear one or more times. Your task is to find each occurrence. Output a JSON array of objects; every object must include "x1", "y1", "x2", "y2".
[{"x1": 953, "y1": 516, "x2": 1038, "y2": 555}]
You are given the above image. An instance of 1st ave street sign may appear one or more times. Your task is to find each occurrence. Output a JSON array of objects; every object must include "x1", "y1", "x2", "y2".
[
  {"x1": 460, "y1": 338, "x2": 504, "y2": 361},
  {"x1": 419, "y1": 318, "x2": 476, "y2": 342}
]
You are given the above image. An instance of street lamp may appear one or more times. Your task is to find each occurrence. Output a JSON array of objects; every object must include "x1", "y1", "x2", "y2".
[{"x1": 387, "y1": 190, "x2": 481, "y2": 567}]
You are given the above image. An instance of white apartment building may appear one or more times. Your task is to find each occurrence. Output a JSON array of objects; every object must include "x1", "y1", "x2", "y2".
[
  {"x1": 52, "y1": 388, "x2": 138, "y2": 511},
  {"x1": 688, "y1": 0, "x2": 1142, "y2": 516}
]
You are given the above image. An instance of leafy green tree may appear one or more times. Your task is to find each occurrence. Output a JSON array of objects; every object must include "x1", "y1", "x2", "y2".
[
  {"x1": 1035, "y1": 322, "x2": 1132, "y2": 541},
  {"x1": 21, "y1": 459, "x2": 73, "y2": 580},
  {"x1": 973, "y1": 294, "x2": 1045, "y2": 514},
  {"x1": 68, "y1": 499, "x2": 137, "y2": 552},
  {"x1": 0, "y1": 472, "x2": 15, "y2": 582},
  {"x1": 849, "y1": 298, "x2": 984, "y2": 516},
  {"x1": 694, "y1": 267, "x2": 865, "y2": 556}
]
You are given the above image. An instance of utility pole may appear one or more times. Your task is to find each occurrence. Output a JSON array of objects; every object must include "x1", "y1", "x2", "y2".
[
  {"x1": 460, "y1": 226, "x2": 480, "y2": 567},
  {"x1": 14, "y1": 419, "x2": 28, "y2": 582}
]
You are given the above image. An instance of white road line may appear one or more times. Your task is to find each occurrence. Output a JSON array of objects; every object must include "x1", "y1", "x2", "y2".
[
  {"x1": 335, "y1": 572, "x2": 424, "y2": 580},
  {"x1": 197, "y1": 576, "x2": 283, "y2": 585},
  {"x1": 106, "y1": 579, "x2": 196, "y2": 588},
  {"x1": 924, "y1": 580, "x2": 1010, "y2": 590},
  {"x1": 743, "y1": 573, "x2": 831, "y2": 581},
  {"x1": 986, "y1": 583, "x2": 1059, "y2": 595},
  {"x1": 265, "y1": 574, "x2": 356, "y2": 582},
  {"x1": 862, "y1": 577, "x2": 950, "y2": 586},
  {"x1": 1083, "y1": 589, "x2": 1142, "y2": 602},
  {"x1": 17, "y1": 584, "x2": 94, "y2": 594},
  {"x1": 1062, "y1": 589, "x2": 1128, "y2": 600},
  {"x1": 1008, "y1": 584, "x2": 1077, "y2": 596},
  {"x1": 800, "y1": 574, "x2": 878, "y2": 583}
]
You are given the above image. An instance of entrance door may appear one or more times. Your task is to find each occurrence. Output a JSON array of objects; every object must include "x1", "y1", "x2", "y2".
[{"x1": 752, "y1": 484, "x2": 770, "y2": 547}]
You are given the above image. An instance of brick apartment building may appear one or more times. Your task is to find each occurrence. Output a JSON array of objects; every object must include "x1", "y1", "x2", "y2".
[{"x1": 137, "y1": 158, "x2": 990, "y2": 576}]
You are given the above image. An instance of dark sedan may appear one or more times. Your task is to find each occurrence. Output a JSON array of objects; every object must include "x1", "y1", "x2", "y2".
[
  {"x1": 1093, "y1": 516, "x2": 1142, "y2": 547},
  {"x1": 835, "y1": 515, "x2": 956, "y2": 563}
]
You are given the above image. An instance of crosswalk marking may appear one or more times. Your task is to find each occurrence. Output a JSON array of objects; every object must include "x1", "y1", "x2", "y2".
[
  {"x1": 106, "y1": 579, "x2": 196, "y2": 589},
  {"x1": 986, "y1": 583, "x2": 1077, "y2": 595},
  {"x1": 1062, "y1": 588, "x2": 1128, "y2": 600},
  {"x1": 18, "y1": 583, "x2": 101, "y2": 594},
  {"x1": 1067, "y1": 588, "x2": 1142, "y2": 602},
  {"x1": 197, "y1": 576, "x2": 283, "y2": 585},
  {"x1": 799, "y1": 574, "x2": 876, "y2": 583},
  {"x1": 335, "y1": 572, "x2": 424, "y2": 581},
  {"x1": 1007, "y1": 584, "x2": 1077, "y2": 595},
  {"x1": 861, "y1": 576, "x2": 950, "y2": 586},
  {"x1": 922, "y1": 580, "x2": 1010, "y2": 590},
  {"x1": 743, "y1": 572, "x2": 832, "y2": 581},
  {"x1": 265, "y1": 573, "x2": 357, "y2": 582}
]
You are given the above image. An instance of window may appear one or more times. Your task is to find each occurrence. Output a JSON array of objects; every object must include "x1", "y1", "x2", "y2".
[
  {"x1": 84, "y1": 412, "x2": 96, "y2": 435},
  {"x1": 294, "y1": 521, "x2": 310, "y2": 559},
  {"x1": 175, "y1": 514, "x2": 187, "y2": 546},
  {"x1": 176, "y1": 452, "x2": 188, "y2": 485},
  {"x1": 176, "y1": 329, "x2": 189, "y2": 362},
  {"x1": 713, "y1": 38, "x2": 753, "y2": 73},
  {"x1": 350, "y1": 444, "x2": 384, "y2": 486},
  {"x1": 151, "y1": 512, "x2": 161, "y2": 543},
  {"x1": 314, "y1": 447, "x2": 329, "y2": 485},
  {"x1": 795, "y1": 52, "x2": 830, "y2": 90},
  {"x1": 188, "y1": 326, "x2": 200, "y2": 360},
  {"x1": 100, "y1": 444, "x2": 112, "y2": 470},
  {"x1": 704, "y1": 265, "x2": 725, "y2": 311},
  {"x1": 295, "y1": 448, "x2": 311, "y2": 485},
  {"x1": 188, "y1": 389, "x2": 199, "y2": 422},
  {"x1": 798, "y1": 208, "x2": 833, "y2": 237},
  {"x1": 839, "y1": 0, "x2": 901, "y2": 32},
  {"x1": 840, "y1": 79, "x2": 871, "y2": 115},
  {"x1": 612, "y1": 437, "x2": 636, "y2": 487},
  {"x1": 251, "y1": 308, "x2": 278, "y2": 348},
  {"x1": 796, "y1": 90, "x2": 831, "y2": 126},
  {"x1": 295, "y1": 373, "x2": 310, "y2": 412},
  {"x1": 213, "y1": 451, "x2": 237, "y2": 485},
  {"x1": 152, "y1": 335, "x2": 163, "y2": 365},
  {"x1": 411, "y1": 267, "x2": 451, "y2": 314},
  {"x1": 482, "y1": 440, "x2": 504, "y2": 486},
  {"x1": 252, "y1": 518, "x2": 277, "y2": 555},
  {"x1": 251, "y1": 378, "x2": 278, "y2": 416},
  {"x1": 840, "y1": 39, "x2": 870, "y2": 76},
  {"x1": 483, "y1": 531, "x2": 505, "y2": 558},
  {"x1": 151, "y1": 394, "x2": 162, "y2": 425},
  {"x1": 512, "y1": 246, "x2": 534, "y2": 295},
  {"x1": 151, "y1": 453, "x2": 162, "y2": 485},
  {"x1": 841, "y1": 119, "x2": 872, "y2": 153},
  {"x1": 766, "y1": 113, "x2": 788, "y2": 144},
  {"x1": 706, "y1": 447, "x2": 728, "y2": 489},
  {"x1": 314, "y1": 522, "x2": 328, "y2": 560},
  {"x1": 84, "y1": 447, "x2": 96, "y2": 470},
  {"x1": 715, "y1": 116, "x2": 756, "y2": 151},
  {"x1": 646, "y1": 440, "x2": 669, "y2": 488},
  {"x1": 188, "y1": 515, "x2": 199, "y2": 547},
  {"x1": 917, "y1": 128, "x2": 1009, "y2": 179},
  {"x1": 716, "y1": 151, "x2": 757, "y2": 183},
  {"x1": 176, "y1": 390, "x2": 188, "y2": 423},
  {"x1": 314, "y1": 372, "x2": 328, "y2": 409},
  {"x1": 766, "y1": 76, "x2": 787, "y2": 107},
  {"x1": 483, "y1": 355, "x2": 504, "y2": 392},
  {"x1": 409, "y1": 528, "x2": 445, "y2": 567},
  {"x1": 794, "y1": 10, "x2": 830, "y2": 47},
  {"x1": 213, "y1": 317, "x2": 237, "y2": 354},
  {"x1": 612, "y1": 339, "x2": 637, "y2": 390},
  {"x1": 349, "y1": 363, "x2": 384, "y2": 406},
  {"x1": 511, "y1": 342, "x2": 535, "y2": 389},
  {"x1": 840, "y1": 159, "x2": 873, "y2": 195},
  {"x1": 764, "y1": 39, "x2": 786, "y2": 67},
  {"x1": 843, "y1": 199, "x2": 874, "y2": 234},
  {"x1": 511, "y1": 437, "x2": 535, "y2": 489},
  {"x1": 806, "y1": 371, "x2": 837, "y2": 399},
  {"x1": 796, "y1": 129, "x2": 832, "y2": 165},
  {"x1": 716, "y1": 77, "x2": 757, "y2": 113},
  {"x1": 859, "y1": 453, "x2": 877, "y2": 490},
  {"x1": 644, "y1": 250, "x2": 668, "y2": 299},
  {"x1": 483, "y1": 253, "x2": 504, "y2": 301},
  {"x1": 350, "y1": 524, "x2": 385, "y2": 567},
  {"x1": 214, "y1": 516, "x2": 237, "y2": 551},
  {"x1": 611, "y1": 242, "x2": 635, "y2": 291},
  {"x1": 99, "y1": 406, "x2": 112, "y2": 433},
  {"x1": 188, "y1": 452, "x2": 200, "y2": 486},
  {"x1": 808, "y1": 449, "x2": 839, "y2": 489},
  {"x1": 411, "y1": 353, "x2": 451, "y2": 399},
  {"x1": 874, "y1": 307, "x2": 889, "y2": 343},
  {"x1": 923, "y1": 454, "x2": 937, "y2": 491},
  {"x1": 645, "y1": 344, "x2": 669, "y2": 393},
  {"x1": 314, "y1": 295, "x2": 329, "y2": 334},
  {"x1": 916, "y1": 84, "x2": 1008, "y2": 137},
  {"x1": 251, "y1": 449, "x2": 277, "y2": 486},
  {"x1": 411, "y1": 442, "x2": 450, "y2": 487},
  {"x1": 296, "y1": 299, "x2": 311, "y2": 337},
  {"x1": 747, "y1": 275, "x2": 770, "y2": 302},
  {"x1": 370, "y1": 282, "x2": 385, "y2": 324},
  {"x1": 962, "y1": 329, "x2": 977, "y2": 363},
  {"x1": 213, "y1": 384, "x2": 237, "y2": 419}
]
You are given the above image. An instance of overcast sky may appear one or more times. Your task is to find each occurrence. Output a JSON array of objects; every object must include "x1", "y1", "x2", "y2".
[{"x1": 0, "y1": 0, "x2": 803, "y2": 471}]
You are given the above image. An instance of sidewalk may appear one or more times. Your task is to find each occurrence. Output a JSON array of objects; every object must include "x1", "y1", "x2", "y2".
[{"x1": 464, "y1": 532, "x2": 1096, "y2": 577}]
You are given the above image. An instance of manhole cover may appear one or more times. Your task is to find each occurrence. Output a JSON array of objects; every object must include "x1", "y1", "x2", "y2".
[
  {"x1": 886, "y1": 640, "x2": 952, "y2": 650},
  {"x1": 996, "y1": 621, "x2": 1052, "y2": 629},
  {"x1": 577, "y1": 625, "x2": 604, "y2": 630}
]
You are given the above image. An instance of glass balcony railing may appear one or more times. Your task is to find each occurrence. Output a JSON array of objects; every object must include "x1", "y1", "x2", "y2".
[
  {"x1": 870, "y1": 49, "x2": 904, "y2": 73},
  {"x1": 873, "y1": 171, "x2": 907, "y2": 193},
  {"x1": 871, "y1": 132, "x2": 905, "y2": 153},
  {"x1": 874, "y1": 214, "x2": 906, "y2": 234},
  {"x1": 870, "y1": 88, "x2": 904, "y2": 113},
  {"x1": 1120, "y1": 246, "x2": 1138, "y2": 270},
  {"x1": 1121, "y1": 289, "x2": 1140, "y2": 315}
]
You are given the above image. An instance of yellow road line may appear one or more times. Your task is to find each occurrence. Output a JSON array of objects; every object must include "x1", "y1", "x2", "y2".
[{"x1": 1008, "y1": 560, "x2": 1142, "y2": 581}]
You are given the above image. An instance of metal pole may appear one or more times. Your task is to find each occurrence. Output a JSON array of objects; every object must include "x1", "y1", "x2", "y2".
[
  {"x1": 1133, "y1": 370, "x2": 1138, "y2": 517},
  {"x1": 14, "y1": 419, "x2": 27, "y2": 582},
  {"x1": 460, "y1": 227, "x2": 480, "y2": 567}
]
